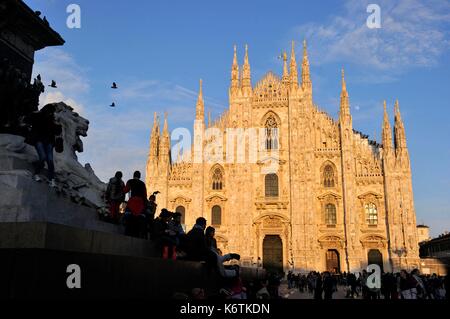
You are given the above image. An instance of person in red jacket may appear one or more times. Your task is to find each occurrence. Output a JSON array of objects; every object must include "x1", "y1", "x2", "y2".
[
  {"x1": 123, "y1": 171, "x2": 147, "y2": 237},
  {"x1": 124, "y1": 171, "x2": 147, "y2": 215}
]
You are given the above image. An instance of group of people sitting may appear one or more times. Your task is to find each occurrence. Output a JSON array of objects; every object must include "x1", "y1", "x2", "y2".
[{"x1": 104, "y1": 170, "x2": 241, "y2": 279}]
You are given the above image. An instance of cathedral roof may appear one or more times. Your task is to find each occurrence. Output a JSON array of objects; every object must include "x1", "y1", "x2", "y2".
[
  {"x1": 254, "y1": 72, "x2": 286, "y2": 102},
  {"x1": 254, "y1": 72, "x2": 282, "y2": 92}
]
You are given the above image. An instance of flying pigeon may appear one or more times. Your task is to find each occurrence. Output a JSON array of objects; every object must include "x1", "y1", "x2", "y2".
[
  {"x1": 49, "y1": 80, "x2": 57, "y2": 88},
  {"x1": 111, "y1": 82, "x2": 118, "y2": 89},
  {"x1": 110, "y1": 102, "x2": 116, "y2": 107}
]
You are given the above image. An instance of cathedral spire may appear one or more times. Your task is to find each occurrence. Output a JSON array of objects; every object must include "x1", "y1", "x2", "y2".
[
  {"x1": 282, "y1": 51, "x2": 289, "y2": 86},
  {"x1": 196, "y1": 78, "x2": 204, "y2": 121},
  {"x1": 149, "y1": 112, "x2": 160, "y2": 158},
  {"x1": 159, "y1": 112, "x2": 171, "y2": 165},
  {"x1": 301, "y1": 39, "x2": 312, "y2": 93},
  {"x1": 339, "y1": 68, "x2": 351, "y2": 123},
  {"x1": 244, "y1": 44, "x2": 249, "y2": 65},
  {"x1": 341, "y1": 68, "x2": 347, "y2": 92},
  {"x1": 290, "y1": 40, "x2": 298, "y2": 88},
  {"x1": 394, "y1": 99, "x2": 407, "y2": 150},
  {"x1": 152, "y1": 111, "x2": 159, "y2": 134},
  {"x1": 241, "y1": 44, "x2": 252, "y2": 95},
  {"x1": 162, "y1": 112, "x2": 169, "y2": 138},
  {"x1": 230, "y1": 45, "x2": 239, "y2": 92},
  {"x1": 382, "y1": 100, "x2": 393, "y2": 151}
]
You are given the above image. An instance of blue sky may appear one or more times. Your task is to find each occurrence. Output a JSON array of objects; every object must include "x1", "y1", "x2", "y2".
[{"x1": 26, "y1": 0, "x2": 450, "y2": 236}]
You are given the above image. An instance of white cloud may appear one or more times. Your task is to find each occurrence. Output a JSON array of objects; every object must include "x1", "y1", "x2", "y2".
[
  {"x1": 33, "y1": 47, "x2": 89, "y2": 115},
  {"x1": 41, "y1": 91, "x2": 85, "y2": 114},
  {"x1": 293, "y1": 0, "x2": 450, "y2": 74}
]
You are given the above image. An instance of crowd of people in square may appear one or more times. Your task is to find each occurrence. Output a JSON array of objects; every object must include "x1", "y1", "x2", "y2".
[{"x1": 286, "y1": 269, "x2": 449, "y2": 300}]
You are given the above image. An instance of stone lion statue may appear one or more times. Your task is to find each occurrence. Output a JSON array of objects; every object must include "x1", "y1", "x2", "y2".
[
  {"x1": 52, "y1": 102, "x2": 106, "y2": 208},
  {"x1": 0, "y1": 102, "x2": 106, "y2": 209}
]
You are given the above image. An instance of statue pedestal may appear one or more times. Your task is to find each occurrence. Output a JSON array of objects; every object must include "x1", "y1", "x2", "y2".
[
  {"x1": 0, "y1": 132, "x2": 110, "y2": 232},
  {"x1": 0, "y1": 171, "x2": 117, "y2": 233}
]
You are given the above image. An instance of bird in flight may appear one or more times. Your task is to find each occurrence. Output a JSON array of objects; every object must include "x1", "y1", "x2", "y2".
[
  {"x1": 49, "y1": 80, "x2": 57, "y2": 88},
  {"x1": 110, "y1": 102, "x2": 116, "y2": 107},
  {"x1": 111, "y1": 82, "x2": 118, "y2": 89}
]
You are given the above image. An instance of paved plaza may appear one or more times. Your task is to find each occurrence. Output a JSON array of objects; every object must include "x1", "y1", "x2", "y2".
[{"x1": 279, "y1": 282, "x2": 361, "y2": 299}]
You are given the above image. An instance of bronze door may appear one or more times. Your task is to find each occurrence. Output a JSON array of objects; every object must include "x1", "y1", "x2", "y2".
[
  {"x1": 368, "y1": 249, "x2": 383, "y2": 272},
  {"x1": 326, "y1": 249, "x2": 340, "y2": 273},
  {"x1": 263, "y1": 235, "x2": 283, "y2": 274}
]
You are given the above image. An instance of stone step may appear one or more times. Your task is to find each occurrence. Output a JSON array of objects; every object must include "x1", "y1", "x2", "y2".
[{"x1": 0, "y1": 221, "x2": 156, "y2": 258}]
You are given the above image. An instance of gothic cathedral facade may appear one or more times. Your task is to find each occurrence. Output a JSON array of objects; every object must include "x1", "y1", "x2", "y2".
[{"x1": 145, "y1": 41, "x2": 420, "y2": 273}]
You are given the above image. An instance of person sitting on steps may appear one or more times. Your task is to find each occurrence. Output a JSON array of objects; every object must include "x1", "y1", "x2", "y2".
[{"x1": 152, "y1": 209, "x2": 177, "y2": 260}]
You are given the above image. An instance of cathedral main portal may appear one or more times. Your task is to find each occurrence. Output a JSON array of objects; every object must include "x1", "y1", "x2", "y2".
[{"x1": 263, "y1": 235, "x2": 283, "y2": 274}]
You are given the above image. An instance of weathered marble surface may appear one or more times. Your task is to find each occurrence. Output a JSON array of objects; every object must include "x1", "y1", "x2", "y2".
[{"x1": 0, "y1": 102, "x2": 110, "y2": 232}]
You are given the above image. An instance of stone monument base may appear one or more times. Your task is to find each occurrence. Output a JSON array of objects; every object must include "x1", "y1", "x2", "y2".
[
  {"x1": 0, "y1": 247, "x2": 214, "y2": 299},
  {"x1": 0, "y1": 171, "x2": 115, "y2": 233},
  {"x1": 0, "y1": 222, "x2": 265, "y2": 299}
]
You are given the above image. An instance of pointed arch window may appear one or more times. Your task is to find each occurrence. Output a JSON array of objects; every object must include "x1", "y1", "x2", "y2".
[
  {"x1": 325, "y1": 204, "x2": 337, "y2": 226},
  {"x1": 265, "y1": 115, "x2": 279, "y2": 150},
  {"x1": 323, "y1": 164, "x2": 336, "y2": 188},
  {"x1": 212, "y1": 205, "x2": 222, "y2": 226},
  {"x1": 265, "y1": 174, "x2": 279, "y2": 197},
  {"x1": 365, "y1": 203, "x2": 378, "y2": 225},
  {"x1": 212, "y1": 166, "x2": 224, "y2": 190}
]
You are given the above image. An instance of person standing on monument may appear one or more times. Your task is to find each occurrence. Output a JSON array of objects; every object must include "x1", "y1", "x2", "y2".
[
  {"x1": 28, "y1": 104, "x2": 62, "y2": 188},
  {"x1": 124, "y1": 171, "x2": 147, "y2": 213},
  {"x1": 123, "y1": 171, "x2": 147, "y2": 237},
  {"x1": 105, "y1": 171, "x2": 126, "y2": 224}
]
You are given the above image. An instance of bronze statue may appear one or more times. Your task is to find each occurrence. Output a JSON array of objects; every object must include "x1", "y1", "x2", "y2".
[{"x1": 0, "y1": 58, "x2": 44, "y2": 136}]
